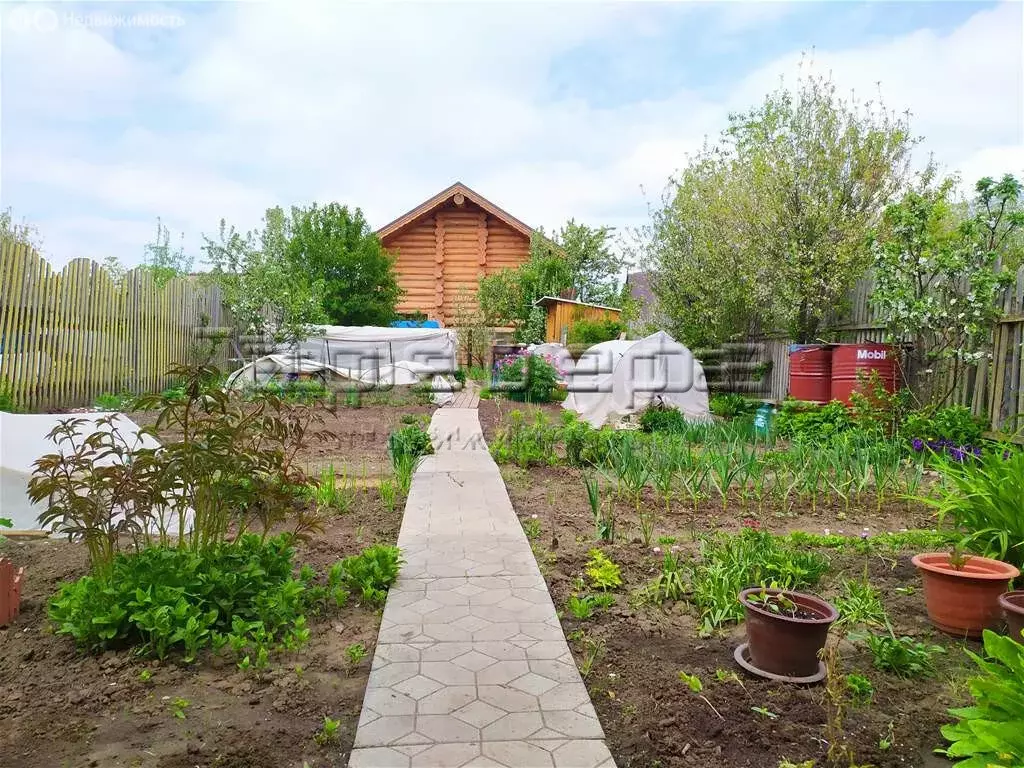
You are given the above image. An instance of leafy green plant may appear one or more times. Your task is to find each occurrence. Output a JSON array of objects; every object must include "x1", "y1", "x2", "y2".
[
  {"x1": 522, "y1": 517, "x2": 542, "y2": 540},
  {"x1": 583, "y1": 474, "x2": 614, "y2": 541},
  {"x1": 844, "y1": 673, "x2": 874, "y2": 705},
  {"x1": 566, "y1": 595, "x2": 595, "y2": 620},
  {"x1": 677, "y1": 671, "x2": 702, "y2": 692},
  {"x1": 644, "y1": 551, "x2": 686, "y2": 603},
  {"x1": 494, "y1": 353, "x2": 558, "y2": 403},
  {"x1": 332, "y1": 544, "x2": 402, "y2": 606},
  {"x1": 48, "y1": 534, "x2": 328, "y2": 660},
  {"x1": 170, "y1": 696, "x2": 190, "y2": 720},
  {"x1": 309, "y1": 464, "x2": 354, "y2": 514},
  {"x1": 314, "y1": 715, "x2": 341, "y2": 746},
  {"x1": 918, "y1": 444, "x2": 1024, "y2": 567},
  {"x1": 709, "y1": 393, "x2": 757, "y2": 420},
  {"x1": 379, "y1": 478, "x2": 398, "y2": 512},
  {"x1": 940, "y1": 629, "x2": 1024, "y2": 767},
  {"x1": 93, "y1": 391, "x2": 134, "y2": 411},
  {"x1": 31, "y1": 364, "x2": 326, "y2": 570},
  {"x1": 568, "y1": 317, "x2": 625, "y2": 345},
  {"x1": 585, "y1": 549, "x2": 622, "y2": 591},
  {"x1": 345, "y1": 642, "x2": 367, "y2": 667},
  {"x1": 687, "y1": 529, "x2": 828, "y2": 633},
  {"x1": 865, "y1": 633, "x2": 944, "y2": 678},
  {"x1": 388, "y1": 424, "x2": 433, "y2": 466},
  {"x1": 638, "y1": 405, "x2": 688, "y2": 434},
  {"x1": 776, "y1": 400, "x2": 854, "y2": 442},
  {"x1": 834, "y1": 578, "x2": 888, "y2": 628}
]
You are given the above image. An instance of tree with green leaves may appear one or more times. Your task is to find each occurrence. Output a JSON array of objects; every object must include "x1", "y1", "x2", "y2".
[
  {"x1": 0, "y1": 207, "x2": 42, "y2": 251},
  {"x1": 648, "y1": 69, "x2": 918, "y2": 346},
  {"x1": 870, "y1": 173, "x2": 1022, "y2": 406},
  {"x1": 143, "y1": 218, "x2": 192, "y2": 286},
  {"x1": 478, "y1": 222, "x2": 624, "y2": 343},
  {"x1": 285, "y1": 203, "x2": 400, "y2": 326},
  {"x1": 203, "y1": 210, "x2": 326, "y2": 350}
]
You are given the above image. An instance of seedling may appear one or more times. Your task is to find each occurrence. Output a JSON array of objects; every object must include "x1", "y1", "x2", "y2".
[
  {"x1": 345, "y1": 643, "x2": 368, "y2": 668},
  {"x1": 138, "y1": 669, "x2": 152, "y2": 683},
  {"x1": 170, "y1": 697, "x2": 190, "y2": 720},
  {"x1": 677, "y1": 671, "x2": 702, "y2": 693},
  {"x1": 751, "y1": 706, "x2": 778, "y2": 719},
  {"x1": 522, "y1": 518, "x2": 542, "y2": 540},
  {"x1": 878, "y1": 721, "x2": 895, "y2": 751},
  {"x1": 314, "y1": 715, "x2": 341, "y2": 746},
  {"x1": 578, "y1": 635, "x2": 604, "y2": 678},
  {"x1": 567, "y1": 596, "x2": 595, "y2": 620},
  {"x1": 678, "y1": 670, "x2": 724, "y2": 720}
]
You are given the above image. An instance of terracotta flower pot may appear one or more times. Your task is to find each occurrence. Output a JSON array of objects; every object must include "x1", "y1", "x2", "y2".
[
  {"x1": 999, "y1": 590, "x2": 1024, "y2": 641},
  {"x1": 911, "y1": 553, "x2": 1020, "y2": 638},
  {"x1": 0, "y1": 557, "x2": 24, "y2": 627},
  {"x1": 739, "y1": 588, "x2": 838, "y2": 678}
]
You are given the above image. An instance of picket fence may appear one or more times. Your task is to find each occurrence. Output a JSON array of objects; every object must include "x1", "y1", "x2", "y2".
[
  {"x1": 707, "y1": 267, "x2": 1024, "y2": 435},
  {"x1": 0, "y1": 241, "x2": 236, "y2": 411}
]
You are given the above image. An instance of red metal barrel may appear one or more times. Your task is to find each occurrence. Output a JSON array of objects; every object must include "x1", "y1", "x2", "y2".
[
  {"x1": 830, "y1": 343, "x2": 899, "y2": 404},
  {"x1": 788, "y1": 345, "x2": 832, "y2": 403}
]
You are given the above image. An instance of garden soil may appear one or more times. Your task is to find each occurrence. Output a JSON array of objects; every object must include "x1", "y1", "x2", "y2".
[
  {"x1": 501, "y1": 462, "x2": 973, "y2": 768},
  {"x1": 0, "y1": 497, "x2": 402, "y2": 768}
]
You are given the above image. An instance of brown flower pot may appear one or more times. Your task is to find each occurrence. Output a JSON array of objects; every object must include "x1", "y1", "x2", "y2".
[
  {"x1": 999, "y1": 590, "x2": 1024, "y2": 641},
  {"x1": 739, "y1": 588, "x2": 838, "y2": 678},
  {"x1": 911, "y1": 553, "x2": 1020, "y2": 638}
]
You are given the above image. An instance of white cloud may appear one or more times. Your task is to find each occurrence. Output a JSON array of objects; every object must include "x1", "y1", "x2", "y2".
[{"x1": 1, "y1": 0, "x2": 1021, "y2": 269}]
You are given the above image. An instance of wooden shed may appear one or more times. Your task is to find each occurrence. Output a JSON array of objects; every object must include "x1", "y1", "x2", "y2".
[
  {"x1": 376, "y1": 182, "x2": 533, "y2": 325},
  {"x1": 533, "y1": 296, "x2": 623, "y2": 344}
]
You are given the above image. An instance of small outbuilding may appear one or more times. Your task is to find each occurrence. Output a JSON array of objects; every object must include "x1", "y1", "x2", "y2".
[{"x1": 532, "y1": 296, "x2": 623, "y2": 344}]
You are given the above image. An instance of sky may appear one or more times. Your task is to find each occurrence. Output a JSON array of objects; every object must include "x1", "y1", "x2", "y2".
[{"x1": 1, "y1": 0, "x2": 1022, "y2": 269}]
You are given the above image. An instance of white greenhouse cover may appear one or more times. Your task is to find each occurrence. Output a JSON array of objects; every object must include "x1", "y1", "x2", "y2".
[
  {"x1": 223, "y1": 354, "x2": 457, "y2": 405},
  {"x1": 292, "y1": 326, "x2": 457, "y2": 375},
  {"x1": 562, "y1": 331, "x2": 711, "y2": 427},
  {"x1": 0, "y1": 412, "x2": 162, "y2": 531}
]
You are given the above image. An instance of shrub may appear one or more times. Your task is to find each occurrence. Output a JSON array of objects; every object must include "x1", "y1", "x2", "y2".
[
  {"x1": 709, "y1": 393, "x2": 757, "y2": 420},
  {"x1": 568, "y1": 317, "x2": 625, "y2": 345},
  {"x1": 30, "y1": 364, "x2": 325, "y2": 570},
  {"x1": 48, "y1": 534, "x2": 332, "y2": 660},
  {"x1": 919, "y1": 444, "x2": 1024, "y2": 567},
  {"x1": 940, "y1": 630, "x2": 1024, "y2": 767},
  {"x1": 902, "y1": 405, "x2": 986, "y2": 449},
  {"x1": 495, "y1": 353, "x2": 558, "y2": 403},
  {"x1": 775, "y1": 399, "x2": 854, "y2": 442},
  {"x1": 638, "y1": 404, "x2": 688, "y2": 433},
  {"x1": 332, "y1": 544, "x2": 402, "y2": 605}
]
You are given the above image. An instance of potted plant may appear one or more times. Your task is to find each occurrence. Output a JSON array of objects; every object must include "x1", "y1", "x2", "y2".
[
  {"x1": 911, "y1": 547, "x2": 1020, "y2": 637},
  {"x1": 738, "y1": 587, "x2": 838, "y2": 679},
  {"x1": 999, "y1": 590, "x2": 1024, "y2": 640}
]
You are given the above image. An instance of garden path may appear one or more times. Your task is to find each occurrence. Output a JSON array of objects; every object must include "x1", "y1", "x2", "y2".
[{"x1": 348, "y1": 407, "x2": 615, "y2": 768}]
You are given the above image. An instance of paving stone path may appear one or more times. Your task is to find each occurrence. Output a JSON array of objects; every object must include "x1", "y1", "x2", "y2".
[{"x1": 349, "y1": 408, "x2": 615, "y2": 768}]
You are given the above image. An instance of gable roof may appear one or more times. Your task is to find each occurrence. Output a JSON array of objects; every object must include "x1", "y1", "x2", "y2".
[{"x1": 376, "y1": 182, "x2": 534, "y2": 241}]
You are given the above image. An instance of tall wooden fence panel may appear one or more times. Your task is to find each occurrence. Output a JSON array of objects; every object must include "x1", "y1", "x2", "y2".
[{"x1": 0, "y1": 242, "x2": 237, "y2": 411}]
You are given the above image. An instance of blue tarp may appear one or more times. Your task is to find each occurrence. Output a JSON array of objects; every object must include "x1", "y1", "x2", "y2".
[{"x1": 390, "y1": 319, "x2": 440, "y2": 329}]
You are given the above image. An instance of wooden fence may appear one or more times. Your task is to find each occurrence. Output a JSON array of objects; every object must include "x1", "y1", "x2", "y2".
[
  {"x1": 703, "y1": 267, "x2": 1024, "y2": 435},
  {"x1": 0, "y1": 241, "x2": 237, "y2": 411}
]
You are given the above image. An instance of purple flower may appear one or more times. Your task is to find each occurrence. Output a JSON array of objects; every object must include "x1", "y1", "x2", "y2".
[
  {"x1": 1003, "y1": 449, "x2": 1013, "y2": 460},
  {"x1": 912, "y1": 438, "x2": 924, "y2": 452},
  {"x1": 948, "y1": 447, "x2": 965, "y2": 462},
  {"x1": 973, "y1": 447, "x2": 983, "y2": 458}
]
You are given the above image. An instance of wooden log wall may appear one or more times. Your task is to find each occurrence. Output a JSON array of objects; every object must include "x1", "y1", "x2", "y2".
[{"x1": 383, "y1": 199, "x2": 530, "y2": 324}]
